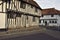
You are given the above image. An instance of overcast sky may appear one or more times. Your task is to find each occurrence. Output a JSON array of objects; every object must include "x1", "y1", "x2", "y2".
[{"x1": 35, "y1": 0, "x2": 60, "y2": 10}]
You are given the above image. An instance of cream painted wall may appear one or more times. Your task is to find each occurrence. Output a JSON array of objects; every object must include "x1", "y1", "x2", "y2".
[
  {"x1": 0, "y1": 0, "x2": 41, "y2": 29},
  {"x1": 5, "y1": 0, "x2": 41, "y2": 16},
  {"x1": 0, "y1": 1, "x2": 2, "y2": 12},
  {"x1": 0, "y1": 13, "x2": 7, "y2": 29},
  {"x1": 40, "y1": 15, "x2": 60, "y2": 26}
]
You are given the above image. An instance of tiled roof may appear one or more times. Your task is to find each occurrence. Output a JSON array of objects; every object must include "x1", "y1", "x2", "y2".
[{"x1": 42, "y1": 8, "x2": 60, "y2": 15}]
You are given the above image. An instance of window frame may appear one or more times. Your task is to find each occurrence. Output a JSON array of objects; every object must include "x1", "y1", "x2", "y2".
[
  {"x1": 20, "y1": 1, "x2": 26, "y2": 9},
  {"x1": 35, "y1": 7, "x2": 38, "y2": 12},
  {"x1": 51, "y1": 15, "x2": 54, "y2": 17},
  {"x1": 33, "y1": 17, "x2": 35, "y2": 22}
]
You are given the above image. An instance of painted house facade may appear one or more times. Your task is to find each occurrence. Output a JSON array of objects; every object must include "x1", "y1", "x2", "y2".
[
  {"x1": 40, "y1": 8, "x2": 60, "y2": 27},
  {"x1": 0, "y1": 0, "x2": 42, "y2": 30}
]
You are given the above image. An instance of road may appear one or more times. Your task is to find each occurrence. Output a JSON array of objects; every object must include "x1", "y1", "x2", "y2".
[{"x1": 0, "y1": 33, "x2": 60, "y2": 40}]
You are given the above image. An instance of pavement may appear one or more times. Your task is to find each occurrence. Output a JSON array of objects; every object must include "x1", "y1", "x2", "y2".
[
  {"x1": 39, "y1": 27, "x2": 60, "y2": 39},
  {"x1": 0, "y1": 30, "x2": 42, "y2": 40},
  {"x1": 43, "y1": 29, "x2": 60, "y2": 39},
  {"x1": 0, "y1": 27, "x2": 60, "y2": 40},
  {"x1": 0, "y1": 28, "x2": 44, "y2": 40},
  {"x1": 0, "y1": 27, "x2": 43, "y2": 37},
  {"x1": 0, "y1": 32, "x2": 60, "y2": 40}
]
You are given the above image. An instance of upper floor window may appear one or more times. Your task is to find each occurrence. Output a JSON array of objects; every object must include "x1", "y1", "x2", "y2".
[
  {"x1": 42, "y1": 15, "x2": 44, "y2": 17},
  {"x1": 16, "y1": 13, "x2": 21, "y2": 17},
  {"x1": 3, "y1": 0, "x2": 11, "y2": 3},
  {"x1": 51, "y1": 15, "x2": 54, "y2": 17},
  {"x1": 9, "y1": 13, "x2": 15, "y2": 19},
  {"x1": 20, "y1": 2, "x2": 26, "y2": 9},
  {"x1": 31, "y1": 5, "x2": 33, "y2": 8},
  {"x1": 35, "y1": 8, "x2": 38, "y2": 12},
  {"x1": 33, "y1": 17, "x2": 35, "y2": 22}
]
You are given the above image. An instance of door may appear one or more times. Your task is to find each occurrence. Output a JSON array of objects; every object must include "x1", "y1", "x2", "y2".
[{"x1": 45, "y1": 21, "x2": 47, "y2": 26}]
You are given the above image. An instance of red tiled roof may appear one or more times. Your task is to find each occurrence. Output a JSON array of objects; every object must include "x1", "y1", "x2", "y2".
[{"x1": 42, "y1": 8, "x2": 60, "y2": 15}]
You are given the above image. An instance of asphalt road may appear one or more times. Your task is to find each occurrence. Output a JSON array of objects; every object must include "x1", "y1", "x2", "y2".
[{"x1": 0, "y1": 33, "x2": 60, "y2": 40}]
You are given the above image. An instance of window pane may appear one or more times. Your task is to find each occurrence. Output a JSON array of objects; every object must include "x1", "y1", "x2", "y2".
[
  {"x1": 49, "y1": 21, "x2": 51, "y2": 23},
  {"x1": 33, "y1": 17, "x2": 35, "y2": 22},
  {"x1": 39, "y1": 20, "x2": 41, "y2": 23},
  {"x1": 20, "y1": 1, "x2": 26, "y2": 9},
  {"x1": 35, "y1": 8, "x2": 38, "y2": 12},
  {"x1": 52, "y1": 21, "x2": 54, "y2": 23},
  {"x1": 55, "y1": 21, "x2": 57, "y2": 23}
]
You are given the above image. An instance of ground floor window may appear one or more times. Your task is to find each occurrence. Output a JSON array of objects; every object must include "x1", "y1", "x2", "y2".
[
  {"x1": 49, "y1": 21, "x2": 51, "y2": 23},
  {"x1": 49, "y1": 20, "x2": 57, "y2": 23},
  {"x1": 52, "y1": 21, "x2": 55, "y2": 23},
  {"x1": 39, "y1": 20, "x2": 41, "y2": 23},
  {"x1": 43, "y1": 20, "x2": 44, "y2": 23},
  {"x1": 55, "y1": 21, "x2": 57, "y2": 23},
  {"x1": 41, "y1": 20, "x2": 57, "y2": 24}
]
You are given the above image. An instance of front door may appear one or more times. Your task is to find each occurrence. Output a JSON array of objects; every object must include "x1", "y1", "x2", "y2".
[{"x1": 45, "y1": 21, "x2": 47, "y2": 26}]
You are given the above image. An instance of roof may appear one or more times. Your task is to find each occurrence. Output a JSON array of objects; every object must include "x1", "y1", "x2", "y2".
[
  {"x1": 22, "y1": 0, "x2": 41, "y2": 9},
  {"x1": 1, "y1": 0, "x2": 41, "y2": 10},
  {"x1": 42, "y1": 8, "x2": 60, "y2": 15}
]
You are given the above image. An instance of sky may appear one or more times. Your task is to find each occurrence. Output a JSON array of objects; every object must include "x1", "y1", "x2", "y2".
[{"x1": 35, "y1": 0, "x2": 60, "y2": 10}]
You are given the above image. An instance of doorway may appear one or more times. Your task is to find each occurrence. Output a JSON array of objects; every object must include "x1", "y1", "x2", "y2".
[{"x1": 45, "y1": 21, "x2": 47, "y2": 26}]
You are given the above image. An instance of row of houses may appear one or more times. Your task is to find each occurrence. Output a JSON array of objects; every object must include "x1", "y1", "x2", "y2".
[
  {"x1": 0, "y1": 0, "x2": 42, "y2": 30},
  {"x1": 0, "y1": 0, "x2": 60, "y2": 30}
]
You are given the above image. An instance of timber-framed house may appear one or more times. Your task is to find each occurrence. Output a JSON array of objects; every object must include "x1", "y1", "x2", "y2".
[{"x1": 0, "y1": 0, "x2": 42, "y2": 30}]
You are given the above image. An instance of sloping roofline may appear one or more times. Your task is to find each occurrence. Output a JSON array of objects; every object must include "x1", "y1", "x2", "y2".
[
  {"x1": 42, "y1": 8, "x2": 60, "y2": 15},
  {"x1": 19, "y1": 0, "x2": 42, "y2": 10},
  {"x1": 1, "y1": 0, "x2": 42, "y2": 10}
]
